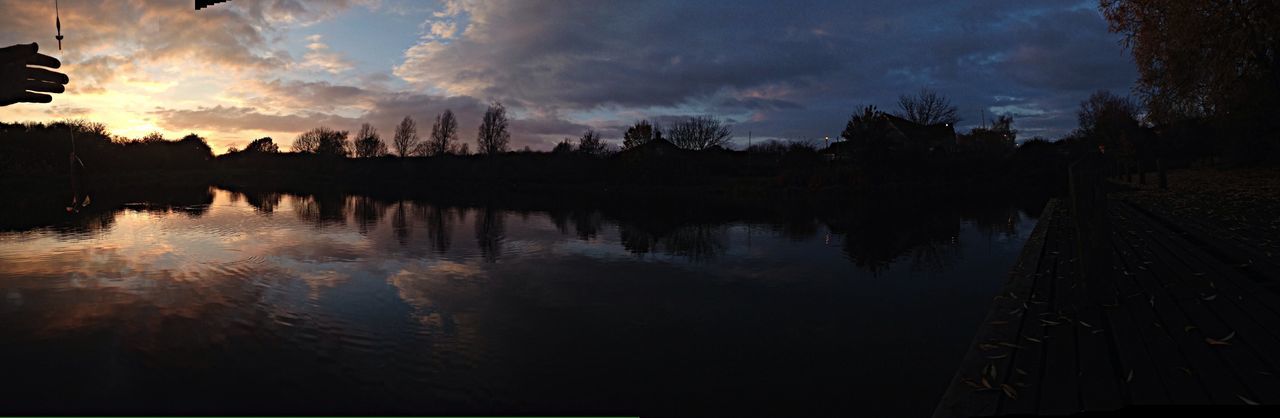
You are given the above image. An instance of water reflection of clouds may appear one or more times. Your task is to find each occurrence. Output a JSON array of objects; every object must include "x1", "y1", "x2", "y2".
[{"x1": 0, "y1": 188, "x2": 1044, "y2": 343}]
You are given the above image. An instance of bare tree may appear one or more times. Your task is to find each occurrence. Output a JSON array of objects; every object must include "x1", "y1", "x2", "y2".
[
  {"x1": 293, "y1": 127, "x2": 350, "y2": 157},
  {"x1": 577, "y1": 129, "x2": 605, "y2": 155},
  {"x1": 353, "y1": 123, "x2": 387, "y2": 158},
  {"x1": 476, "y1": 102, "x2": 510, "y2": 155},
  {"x1": 424, "y1": 109, "x2": 458, "y2": 156},
  {"x1": 896, "y1": 88, "x2": 960, "y2": 125},
  {"x1": 622, "y1": 119, "x2": 655, "y2": 149},
  {"x1": 1077, "y1": 90, "x2": 1143, "y2": 154},
  {"x1": 668, "y1": 115, "x2": 732, "y2": 150},
  {"x1": 392, "y1": 116, "x2": 419, "y2": 157}
]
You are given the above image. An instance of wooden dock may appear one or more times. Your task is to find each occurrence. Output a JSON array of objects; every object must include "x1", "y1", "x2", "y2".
[{"x1": 934, "y1": 196, "x2": 1280, "y2": 417}]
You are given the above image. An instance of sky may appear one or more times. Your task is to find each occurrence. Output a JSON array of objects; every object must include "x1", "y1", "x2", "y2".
[{"x1": 0, "y1": 0, "x2": 1137, "y2": 154}]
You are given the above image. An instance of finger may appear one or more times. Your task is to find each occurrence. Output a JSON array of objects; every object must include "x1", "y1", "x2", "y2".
[
  {"x1": 28, "y1": 52, "x2": 61, "y2": 69},
  {"x1": 25, "y1": 80, "x2": 65, "y2": 94},
  {"x1": 26, "y1": 67, "x2": 69, "y2": 84},
  {"x1": 0, "y1": 43, "x2": 36, "y2": 61},
  {"x1": 20, "y1": 92, "x2": 53, "y2": 103}
]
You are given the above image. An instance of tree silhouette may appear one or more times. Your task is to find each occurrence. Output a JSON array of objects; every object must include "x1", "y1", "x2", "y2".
[
  {"x1": 293, "y1": 127, "x2": 350, "y2": 157},
  {"x1": 896, "y1": 88, "x2": 960, "y2": 125},
  {"x1": 577, "y1": 128, "x2": 605, "y2": 155},
  {"x1": 422, "y1": 109, "x2": 459, "y2": 156},
  {"x1": 353, "y1": 123, "x2": 387, "y2": 158},
  {"x1": 552, "y1": 138, "x2": 574, "y2": 154},
  {"x1": 840, "y1": 105, "x2": 883, "y2": 143},
  {"x1": 622, "y1": 119, "x2": 655, "y2": 149},
  {"x1": 1078, "y1": 90, "x2": 1142, "y2": 155},
  {"x1": 476, "y1": 102, "x2": 510, "y2": 155},
  {"x1": 142, "y1": 131, "x2": 166, "y2": 143},
  {"x1": 1101, "y1": 1, "x2": 1280, "y2": 124},
  {"x1": 392, "y1": 116, "x2": 419, "y2": 157},
  {"x1": 243, "y1": 137, "x2": 278, "y2": 153},
  {"x1": 669, "y1": 116, "x2": 732, "y2": 150}
]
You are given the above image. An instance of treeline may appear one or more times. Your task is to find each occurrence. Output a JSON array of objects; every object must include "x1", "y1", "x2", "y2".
[{"x1": 0, "y1": 120, "x2": 214, "y2": 180}]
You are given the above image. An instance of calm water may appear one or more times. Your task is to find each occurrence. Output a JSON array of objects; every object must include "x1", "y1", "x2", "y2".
[{"x1": 0, "y1": 187, "x2": 1042, "y2": 416}]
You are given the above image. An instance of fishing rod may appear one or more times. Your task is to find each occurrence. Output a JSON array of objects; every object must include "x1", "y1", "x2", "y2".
[{"x1": 55, "y1": 0, "x2": 63, "y2": 50}]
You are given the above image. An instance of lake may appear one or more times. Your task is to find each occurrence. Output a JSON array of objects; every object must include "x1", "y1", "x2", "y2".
[{"x1": 0, "y1": 186, "x2": 1044, "y2": 416}]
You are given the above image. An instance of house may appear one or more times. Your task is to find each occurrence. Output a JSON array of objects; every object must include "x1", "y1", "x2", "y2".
[
  {"x1": 615, "y1": 137, "x2": 684, "y2": 159},
  {"x1": 821, "y1": 114, "x2": 959, "y2": 160}
]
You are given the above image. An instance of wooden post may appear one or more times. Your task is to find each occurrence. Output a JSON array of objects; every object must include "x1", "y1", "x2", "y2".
[
  {"x1": 1069, "y1": 156, "x2": 1113, "y2": 290},
  {"x1": 1158, "y1": 158, "x2": 1167, "y2": 190}
]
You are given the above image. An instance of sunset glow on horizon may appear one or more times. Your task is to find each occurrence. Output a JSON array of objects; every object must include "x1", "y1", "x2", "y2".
[{"x1": 0, "y1": 0, "x2": 1137, "y2": 154}]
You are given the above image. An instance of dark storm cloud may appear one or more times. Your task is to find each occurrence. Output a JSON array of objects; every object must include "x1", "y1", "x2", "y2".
[{"x1": 397, "y1": 0, "x2": 1135, "y2": 142}]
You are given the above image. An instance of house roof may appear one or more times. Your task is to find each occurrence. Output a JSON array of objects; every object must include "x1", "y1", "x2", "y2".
[{"x1": 881, "y1": 114, "x2": 956, "y2": 144}]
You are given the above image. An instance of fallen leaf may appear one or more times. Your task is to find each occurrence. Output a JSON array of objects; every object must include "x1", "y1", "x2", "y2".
[
  {"x1": 1185, "y1": 325, "x2": 1198, "y2": 333},
  {"x1": 980, "y1": 377, "x2": 992, "y2": 389},
  {"x1": 979, "y1": 343, "x2": 1000, "y2": 351},
  {"x1": 1025, "y1": 337, "x2": 1043, "y2": 343},
  {"x1": 1177, "y1": 367, "x2": 1193, "y2": 376},
  {"x1": 1126, "y1": 370, "x2": 1134, "y2": 382},
  {"x1": 1238, "y1": 395, "x2": 1259, "y2": 406},
  {"x1": 1001, "y1": 384, "x2": 1018, "y2": 400},
  {"x1": 1016, "y1": 368, "x2": 1028, "y2": 376},
  {"x1": 1202, "y1": 294, "x2": 1217, "y2": 301},
  {"x1": 1079, "y1": 320, "x2": 1093, "y2": 328},
  {"x1": 986, "y1": 353, "x2": 1010, "y2": 360}
]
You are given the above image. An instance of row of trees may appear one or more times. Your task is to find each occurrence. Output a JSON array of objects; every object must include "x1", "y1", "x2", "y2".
[
  {"x1": 281, "y1": 102, "x2": 509, "y2": 158},
  {"x1": 269, "y1": 105, "x2": 737, "y2": 158}
]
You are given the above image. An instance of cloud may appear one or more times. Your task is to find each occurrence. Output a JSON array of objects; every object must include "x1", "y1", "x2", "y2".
[
  {"x1": 300, "y1": 34, "x2": 354, "y2": 74},
  {"x1": 392, "y1": 0, "x2": 1135, "y2": 141},
  {"x1": 0, "y1": 0, "x2": 1138, "y2": 151},
  {"x1": 153, "y1": 105, "x2": 360, "y2": 133}
]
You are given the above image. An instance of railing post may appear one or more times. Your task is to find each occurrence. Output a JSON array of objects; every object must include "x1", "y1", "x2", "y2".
[
  {"x1": 1069, "y1": 156, "x2": 1113, "y2": 287},
  {"x1": 1158, "y1": 158, "x2": 1167, "y2": 190}
]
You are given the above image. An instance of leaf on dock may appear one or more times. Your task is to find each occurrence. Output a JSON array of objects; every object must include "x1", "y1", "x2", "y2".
[
  {"x1": 1206, "y1": 331, "x2": 1236, "y2": 345},
  {"x1": 1202, "y1": 294, "x2": 1217, "y2": 301},
  {"x1": 1126, "y1": 370, "x2": 1134, "y2": 383},
  {"x1": 1238, "y1": 395, "x2": 1259, "y2": 406},
  {"x1": 1024, "y1": 336, "x2": 1042, "y2": 343},
  {"x1": 1001, "y1": 384, "x2": 1018, "y2": 400}
]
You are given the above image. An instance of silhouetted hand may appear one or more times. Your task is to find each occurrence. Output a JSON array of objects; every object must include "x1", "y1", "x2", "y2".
[{"x1": 0, "y1": 43, "x2": 68, "y2": 106}]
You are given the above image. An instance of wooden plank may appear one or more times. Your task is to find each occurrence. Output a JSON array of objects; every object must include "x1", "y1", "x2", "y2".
[
  {"x1": 996, "y1": 213, "x2": 1064, "y2": 414},
  {"x1": 1037, "y1": 211, "x2": 1082, "y2": 415},
  {"x1": 932, "y1": 200, "x2": 1059, "y2": 418},
  {"x1": 1070, "y1": 222, "x2": 1125, "y2": 411},
  {"x1": 1113, "y1": 203, "x2": 1280, "y2": 403},
  {"x1": 1107, "y1": 225, "x2": 1210, "y2": 404},
  {"x1": 1110, "y1": 207, "x2": 1258, "y2": 404}
]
